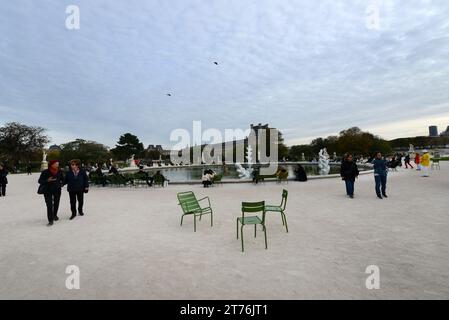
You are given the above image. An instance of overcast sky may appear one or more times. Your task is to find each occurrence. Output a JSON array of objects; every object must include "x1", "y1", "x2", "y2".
[{"x1": 1, "y1": 0, "x2": 449, "y2": 149}]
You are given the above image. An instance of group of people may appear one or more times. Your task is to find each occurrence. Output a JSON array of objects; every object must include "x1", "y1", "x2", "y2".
[
  {"x1": 202, "y1": 169, "x2": 216, "y2": 188},
  {"x1": 340, "y1": 152, "x2": 388, "y2": 199},
  {"x1": 38, "y1": 159, "x2": 89, "y2": 226},
  {"x1": 340, "y1": 150, "x2": 433, "y2": 199}
]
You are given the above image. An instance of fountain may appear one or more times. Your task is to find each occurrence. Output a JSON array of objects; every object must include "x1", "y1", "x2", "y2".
[
  {"x1": 235, "y1": 145, "x2": 254, "y2": 179},
  {"x1": 408, "y1": 144, "x2": 415, "y2": 155},
  {"x1": 318, "y1": 148, "x2": 330, "y2": 175}
]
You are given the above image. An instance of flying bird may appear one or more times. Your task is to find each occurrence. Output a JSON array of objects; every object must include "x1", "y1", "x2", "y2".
[
  {"x1": 213, "y1": 62, "x2": 218, "y2": 65},
  {"x1": 166, "y1": 93, "x2": 172, "y2": 96}
]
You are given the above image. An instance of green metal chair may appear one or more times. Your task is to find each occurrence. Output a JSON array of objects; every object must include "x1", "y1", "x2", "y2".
[
  {"x1": 177, "y1": 191, "x2": 213, "y2": 232},
  {"x1": 237, "y1": 201, "x2": 267, "y2": 252},
  {"x1": 265, "y1": 189, "x2": 289, "y2": 232}
]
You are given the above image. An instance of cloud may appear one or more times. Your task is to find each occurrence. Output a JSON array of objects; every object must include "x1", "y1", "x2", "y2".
[{"x1": 1, "y1": 0, "x2": 449, "y2": 148}]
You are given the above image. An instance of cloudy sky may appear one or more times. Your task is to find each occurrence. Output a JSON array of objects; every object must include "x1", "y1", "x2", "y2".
[{"x1": 1, "y1": 0, "x2": 449, "y2": 149}]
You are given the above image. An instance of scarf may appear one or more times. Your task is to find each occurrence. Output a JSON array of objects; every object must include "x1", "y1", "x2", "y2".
[{"x1": 49, "y1": 167, "x2": 59, "y2": 177}]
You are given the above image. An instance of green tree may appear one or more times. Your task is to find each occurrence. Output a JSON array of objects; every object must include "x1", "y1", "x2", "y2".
[
  {"x1": 60, "y1": 139, "x2": 111, "y2": 165},
  {"x1": 0, "y1": 122, "x2": 49, "y2": 163},
  {"x1": 111, "y1": 133, "x2": 144, "y2": 161},
  {"x1": 288, "y1": 145, "x2": 314, "y2": 161}
]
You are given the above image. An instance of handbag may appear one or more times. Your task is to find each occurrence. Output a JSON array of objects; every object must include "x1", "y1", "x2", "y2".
[{"x1": 37, "y1": 184, "x2": 47, "y2": 195}]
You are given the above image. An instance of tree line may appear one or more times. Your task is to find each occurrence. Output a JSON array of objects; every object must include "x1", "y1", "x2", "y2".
[
  {"x1": 1, "y1": 122, "x2": 441, "y2": 171},
  {"x1": 0, "y1": 122, "x2": 166, "y2": 171}
]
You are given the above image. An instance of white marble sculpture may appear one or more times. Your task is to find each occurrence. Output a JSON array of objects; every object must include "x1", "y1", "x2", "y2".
[
  {"x1": 408, "y1": 144, "x2": 415, "y2": 154},
  {"x1": 318, "y1": 148, "x2": 330, "y2": 175},
  {"x1": 128, "y1": 154, "x2": 138, "y2": 168},
  {"x1": 41, "y1": 150, "x2": 48, "y2": 171},
  {"x1": 301, "y1": 153, "x2": 305, "y2": 161},
  {"x1": 235, "y1": 145, "x2": 254, "y2": 179}
]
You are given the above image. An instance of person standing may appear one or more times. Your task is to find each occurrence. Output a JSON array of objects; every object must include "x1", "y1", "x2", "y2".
[
  {"x1": 26, "y1": 162, "x2": 32, "y2": 175},
  {"x1": 340, "y1": 154, "x2": 359, "y2": 198},
  {"x1": 0, "y1": 163, "x2": 8, "y2": 197},
  {"x1": 420, "y1": 150, "x2": 430, "y2": 177},
  {"x1": 38, "y1": 160, "x2": 65, "y2": 226},
  {"x1": 372, "y1": 152, "x2": 389, "y2": 199},
  {"x1": 65, "y1": 159, "x2": 89, "y2": 220},
  {"x1": 415, "y1": 152, "x2": 421, "y2": 171},
  {"x1": 404, "y1": 154, "x2": 414, "y2": 169}
]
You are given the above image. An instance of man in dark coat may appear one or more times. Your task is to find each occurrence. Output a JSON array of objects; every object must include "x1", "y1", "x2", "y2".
[
  {"x1": 372, "y1": 152, "x2": 389, "y2": 199},
  {"x1": 38, "y1": 160, "x2": 65, "y2": 226},
  {"x1": 0, "y1": 163, "x2": 8, "y2": 197},
  {"x1": 340, "y1": 154, "x2": 359, "y2": 198},
  {"x1": 65, "y1": 159, "x2": 89, "y2": 220}
]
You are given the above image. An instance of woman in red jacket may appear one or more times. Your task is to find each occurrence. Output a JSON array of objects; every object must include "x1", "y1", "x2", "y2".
[{"x1": 414, "y1": 153, "x2": 421, "y2": 171}]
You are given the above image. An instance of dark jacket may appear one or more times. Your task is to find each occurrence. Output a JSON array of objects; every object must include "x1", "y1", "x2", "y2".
[
  {"x1": 109, "y1": 166, "x2": 119, "y2": 175},
  {"x1": 0, "y1": 169, "x2": 8, "y2": 185},
  {"x1": 372, "y1": 159, "x2": 388, "y2": 176},
  {"x1": 294, "y1": 165, "x2": 308, "y2": 182},
  {"x1": 38, "y1": 169, "x2": 65, "y2": 194},
  {"x1": 340, "y1": 160, "x2": 359, "y2": 182},
  {"x1": 65, "y1": 169, "x2": 89, "y2": 193}
]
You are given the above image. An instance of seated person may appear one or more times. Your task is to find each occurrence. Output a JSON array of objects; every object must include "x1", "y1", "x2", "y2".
[
  {"x1": 152, "y1": 170, "x2": 168, "y2": 186},
  {"x1": 138, "y1": 166, "x2": 153, "y2": 187},
  {"x1": 109, "y1": 164, "x2": 119, "y2": 175},
  {"x1": 202, "y1": 170, "x2": 213, "y2": 188},
  {"x1": 294, "y1": 164, "x2": 308, "y2": 182},
  {"x1": 95, "y1": 164, "x2": 107, "y2": 186}
]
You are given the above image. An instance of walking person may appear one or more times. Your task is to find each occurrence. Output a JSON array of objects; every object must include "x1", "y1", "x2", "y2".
[
  {"x1": 415, "y1": 152, "x2": 421, "y2": 171},
  {"x1": 404, "y1": 154, "x2": 414, "y2": 169},
  {"x1": 38, "y1": 160, "x2": 65, "y2": 226},
  {"x1": 0, "y1": 163, "x2": 8, "y2": 197},
  {"x1": 372, "y1": 152, "x2": 388, "y2": 199},
  {"x1": 420, "y1": 150, "x2": 430, "y2": 177},
  {"x1": 65, "y1": 159, "x2": 89, "y2": 220},
  {"x1": 340, "y1": 154, "x2": 359, "y2": 198},
  {"x1": 26, "y1": 162, "x2": 32, "y2": 175}
]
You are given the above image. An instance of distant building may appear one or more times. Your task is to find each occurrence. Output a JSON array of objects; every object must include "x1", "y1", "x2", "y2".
[
  {"x1": 48, "y1": 144, "x2": 61, "y2": 151},
  {"x1": 147, "y1": 144, "x2": 171, "y2": 158},
  {"x1": 147, "y1": 144, "x2": 163, "y2": 151},
  {"x1": 429, "y1": 126, "x2": 438, "y2": 137},
  {"x1": 440, "y1": 126, "x2": 449, "y2": 137}
]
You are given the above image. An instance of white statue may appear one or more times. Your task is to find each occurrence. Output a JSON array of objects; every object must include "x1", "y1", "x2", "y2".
[
  {"x1": 235, "y1": 145, "x2": 254, "y2": 179},
  {"x1": 128, "y1": 154, "x2": 137, "y2": 168},
  {"x1": 408, "y1": 144, "x2": 415, "y2": 154},
  {"x1": 301, "y1": 153, "x2": 305, "y2": 161},
  {"x1": 41, "y1": 149, "x2": 49, "y2": 171},
  {"x1": 318, "y1": 148, "x2": 330, "y2": 175}
]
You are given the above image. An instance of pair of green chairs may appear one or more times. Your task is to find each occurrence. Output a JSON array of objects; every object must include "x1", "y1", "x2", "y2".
[{"x1": 237, "y1": 189, "x2": 288, "y2": 252}]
